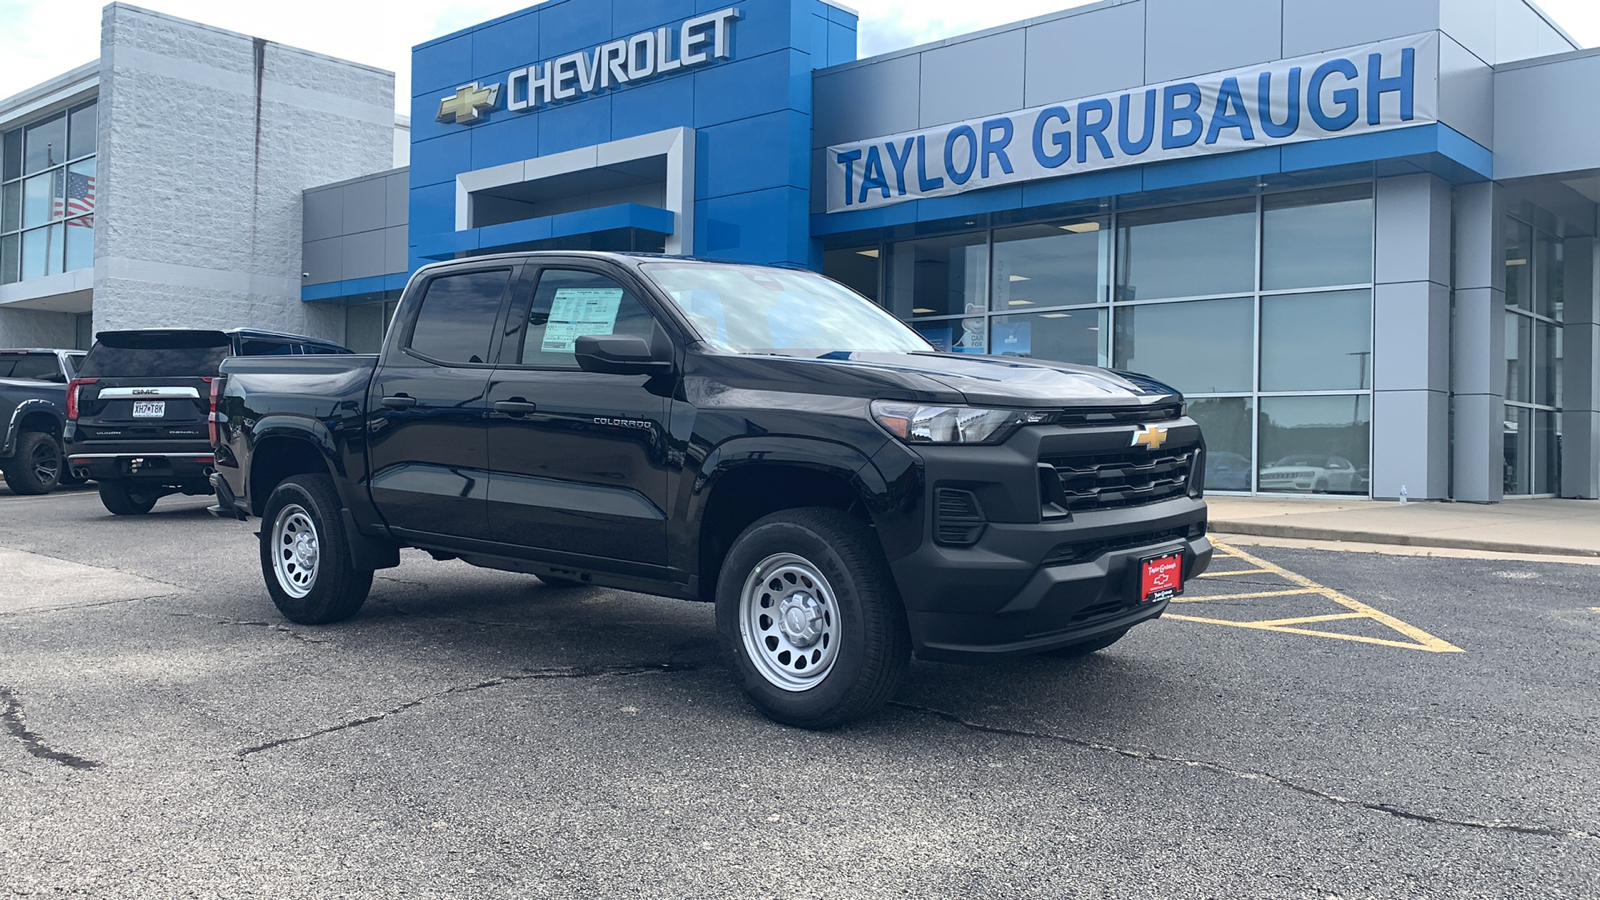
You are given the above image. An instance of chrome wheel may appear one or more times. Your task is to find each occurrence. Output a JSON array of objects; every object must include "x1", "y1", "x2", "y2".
[
  {"x1": 739, "y1": 552, "x2": 841, "y2": 692},
  {"x1": 271, "y1": 503, "x2": 320, "y2": 599},
  {"x1": 29, "y1": 440, "x2": 59, "y2": 484}
]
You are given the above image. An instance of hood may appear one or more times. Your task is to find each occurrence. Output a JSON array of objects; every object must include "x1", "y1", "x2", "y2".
[{"x1": 783, "y1": 351, "x2": 1181, "y2": 407}]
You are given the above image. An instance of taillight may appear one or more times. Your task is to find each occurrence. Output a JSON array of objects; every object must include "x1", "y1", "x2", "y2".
[
  {"x1": 66, "y1": 378, "x2": 98, "y2": 420},
  {"x1": 207, "y1": 376, "x2": 222, "y2": 446}
]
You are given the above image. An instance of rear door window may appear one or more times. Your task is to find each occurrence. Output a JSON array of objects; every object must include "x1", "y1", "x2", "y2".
[
  {"x1": 238, "y1": 339, "x2": 297, "y2": 356},
  {"x1": 78, "y1": 332, "x2": 231, "y2": 378},
  {"x1": 408, "y1": 269, "x2": 513, "y2": 365}
]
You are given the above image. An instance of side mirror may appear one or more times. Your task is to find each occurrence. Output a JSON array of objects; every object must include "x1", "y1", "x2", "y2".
[{"x1": 574, "y1": 334, "x2": 673, "y2": 376}]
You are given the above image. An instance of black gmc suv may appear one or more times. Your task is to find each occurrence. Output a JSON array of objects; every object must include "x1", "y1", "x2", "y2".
[
  {"x1": 211, "y1": 252, "x2": 1211, "y2": 727},
  {"x1": 65, "y1": 328, "x2": 350, "y2": 515}
]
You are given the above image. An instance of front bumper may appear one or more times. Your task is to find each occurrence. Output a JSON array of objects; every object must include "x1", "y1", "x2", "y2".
[{"x1": 890, "y1": 496, "x2": 1211, "y2": 662}]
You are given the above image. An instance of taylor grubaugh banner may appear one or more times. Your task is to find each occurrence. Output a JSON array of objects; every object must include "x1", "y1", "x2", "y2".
[{"x1": 826, "y1": 32, "x2": 1440, "y2": 213}]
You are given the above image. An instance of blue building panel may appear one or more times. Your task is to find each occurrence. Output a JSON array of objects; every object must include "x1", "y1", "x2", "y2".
[
  {"x1": 412, "y1": 34, "x2": 473, "y2": 99},
  {"x1": 697, "y1": 113, "x2": 809, "y2": 199},
  {"x1": 1141, "y1": 146, "x2": 1283, "y2": 192},
  {"x1": 409, "y1": 0, "x2": 854, "y2": 270}
]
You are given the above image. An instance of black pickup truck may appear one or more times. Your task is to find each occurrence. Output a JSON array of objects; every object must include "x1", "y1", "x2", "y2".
[
  {"x1": 1, "y1": 348, "x2": 85, "y2": 494},
  {"x1": 212, "y1": 252, "x2": 1211, "y2": 727}
]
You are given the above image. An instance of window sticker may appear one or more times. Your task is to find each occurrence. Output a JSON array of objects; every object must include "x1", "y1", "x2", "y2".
[{"x1": 541, "y1": 287, "x2": 624, "y2": 352}]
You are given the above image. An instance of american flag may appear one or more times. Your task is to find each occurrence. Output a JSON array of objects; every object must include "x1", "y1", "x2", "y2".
[{"x1": 52, "y1": 169, "x2": 96, "y2": 224}]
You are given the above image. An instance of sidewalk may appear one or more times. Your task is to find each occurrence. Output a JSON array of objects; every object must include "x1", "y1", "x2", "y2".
[{"x1": 1206, "y1": 495, "x2": 1600, "y2": 558}]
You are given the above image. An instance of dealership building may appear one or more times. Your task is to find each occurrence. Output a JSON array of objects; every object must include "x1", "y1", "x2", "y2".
[{"x1": 2, "y1": 0, "x2": 1598, "y2": 503}]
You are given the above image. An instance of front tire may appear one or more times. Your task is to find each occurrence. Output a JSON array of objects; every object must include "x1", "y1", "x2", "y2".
[
  {"x1": 98, "y1": 478, "x2": 158, "y2": 515},
  {"x1": 259, "y1": 474, "x2": 372, "y2": 624},
  {"x1": 716, "y1": 508, "x2": 910, "y2": 729},
  {"x1": 2, "y1": 431, "x2": 62, "y2": 495}
]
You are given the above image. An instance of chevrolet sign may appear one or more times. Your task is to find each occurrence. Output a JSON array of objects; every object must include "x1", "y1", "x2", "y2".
[{"x1": 504, "y1": 7, "x2": 740, "y2": 114}]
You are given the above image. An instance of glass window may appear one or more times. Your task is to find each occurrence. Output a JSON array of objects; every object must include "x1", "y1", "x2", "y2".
[
  {"x1": 1505, "y1": 220, "x2": 1532, "y2": 310},
  {"x1": 990, "y1": 218, "x2": 1108, "y2": 311},
  {"x1": 1260, "y1": 290, "x2": 1371, "y2": 392},
  {"x1": 909, "y1": 318, "x2": 961, "y2": 352},
  {"x1": 20, "y1": 224, "x2": 63, "y2": 280},
  {"x1": 1534, "y1": 232, "x2": 1563, "y2": 321},
  {"x1": 2, "y1": 181, "x2": 17, "y2": 232},
  {"x1": 1537, "y1": 321, "x2": 1562, "y2": 409},
  {"x1": 2, "y1": 128, "x2": 20, "y2": 182},
  {"x1": 238, "y1": 339, "x2": 296, "y2": 356},
  {"x1": 22, "y1": 171, "x2": 55, "y2": 228},
  {"x1": 884, "y1": 232, "x2": 987, "y2": 319},
  {"x1": 0, "y1": 353, "x2": 63, "y2": 381},
  {"x1": 1505, "y1": 311, "x2": 1531, "y2": 405},
  {"x1": 1112, "y1": 296, "x2": 1253, "y2": 393},
  {"x1": 1503, "y1": 406, "x2": 1530, "y2": 496},
  {"x1": 1262, "y1": 186, "x2": 1373, "y2": 290},
  {"x1": 23, "y1": 114, "x2": 66, "y2": 175},
  {"x1": 1190, "y1": 397, "x2": 1254, "y2": 492},
  {"x1": 408, "y1": 268, "x2": 511, "y2": 364},
  {"x1": 990, "y1": 308, "x2": 1106, "y2": 365},
  {"x1": 518, "y1": 269, "x2": 656, "y2": 368},
  {"x1": 68, "y1": 103, "x2": 96, "y2": 161},
  {"x1": 1536, "y1": 410, "x2": 1561, "y2": 495},
  {"x1": 822, "y1": 246, "x2": 880, "y2": 301},
  {"x1": 65, "y1": 159, "x2": 95, "y2": 219},
  {"x1": 345, "y1": 303, "x2": 388, "y2": 353},
  {"x1": 1116, "y1": 199, "x2": 1255, "y2": 301},
  {"x1": 64, "y1": 217, "x2": 92, "y2": 272},
  {"x1": 1, "y1": 233, "x2": 17, "y2": 285},
  {"x1": 1258, "y1": 396, "x2": 1371, "y2": 495}
]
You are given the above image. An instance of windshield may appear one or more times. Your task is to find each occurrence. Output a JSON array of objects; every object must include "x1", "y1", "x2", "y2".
[{"x1": 640, "y1": 263, "x2": 932, "y2": 355}]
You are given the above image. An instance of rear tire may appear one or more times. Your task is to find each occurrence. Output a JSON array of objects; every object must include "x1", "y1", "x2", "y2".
[
  {"x1": 1044, "y1": 628, "x2": 1130, "y2": 659},
  {"x1": 2, "y1": 431, "x2": 62, "y2": 495},
  {"x1": 260, "y1": 474, "x2": 373, "y2": 625},
  {"x1": 97, "y1": 479, "x2": 158, "y2": 515},
  {"x1": 716, "y1": 508, "x2": 910, "y2": 729}
]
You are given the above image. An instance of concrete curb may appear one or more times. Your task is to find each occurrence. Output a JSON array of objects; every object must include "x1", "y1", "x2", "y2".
[{"x1": 1210, "y1": 520, "x2": 1600, "y2": 559}]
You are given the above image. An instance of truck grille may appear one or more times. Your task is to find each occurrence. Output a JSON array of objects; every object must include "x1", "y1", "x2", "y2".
[{"x1": 1041, "y1": 447, "x2": 1194, "y2": 512}]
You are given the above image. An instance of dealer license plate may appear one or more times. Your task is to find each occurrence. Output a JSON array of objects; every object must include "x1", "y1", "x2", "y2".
[
  {"x1": 1139, "y1": 552, "x2": 1184, "y2": 604},
  {"x1": 132, "y1": 400, "x2": 165, "y2": 418}
]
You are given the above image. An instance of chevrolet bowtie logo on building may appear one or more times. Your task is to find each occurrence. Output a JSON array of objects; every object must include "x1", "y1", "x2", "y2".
[
  {"x1": 1131, "y1": 424, "x2": 1169, "y2": 451},
  {"x1": 436, "y1": 82, "x2": 500, "y2": 125}
]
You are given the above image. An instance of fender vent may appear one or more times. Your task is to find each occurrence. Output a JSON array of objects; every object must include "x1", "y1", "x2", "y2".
[{"x1": 934, "y1": 488, "x2": 986, "y2": 546}]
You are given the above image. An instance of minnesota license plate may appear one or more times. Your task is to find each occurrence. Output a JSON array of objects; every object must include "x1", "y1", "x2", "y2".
[
  {"x1": 1139, "y1": 552, "x2": 1184, "y2": 603},
  {"x1": 132, "y1": 400, "x2": 165, "y2": 418}
]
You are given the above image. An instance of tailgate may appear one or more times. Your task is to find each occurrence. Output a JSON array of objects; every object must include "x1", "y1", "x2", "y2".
[{"x1": 74, "y1": 376, "x2": 212, "y2": 442}]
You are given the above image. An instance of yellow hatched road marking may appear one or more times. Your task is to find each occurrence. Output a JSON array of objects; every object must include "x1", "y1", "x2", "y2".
[{"x1": 1168, "y1": 541, "x2": 1465, "y2": 653}]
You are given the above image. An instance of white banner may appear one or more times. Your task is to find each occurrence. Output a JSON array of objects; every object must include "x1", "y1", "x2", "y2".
[{"x1": 826, "y1": 33, "x2": 1439, "y2": 214}]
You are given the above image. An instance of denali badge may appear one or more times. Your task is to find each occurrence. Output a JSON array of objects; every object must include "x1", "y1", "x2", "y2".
[{"x1": 1131, "y1": 424, "x2": 1169, "y2": 451}]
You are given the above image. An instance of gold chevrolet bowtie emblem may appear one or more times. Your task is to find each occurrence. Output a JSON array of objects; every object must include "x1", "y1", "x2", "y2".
[
  {"x1": 1131, "y1": 424, "x2": 1169, "y2": 451},
  {"x1": 436, "y1": 82, "x2": 500, "y2": 124}
]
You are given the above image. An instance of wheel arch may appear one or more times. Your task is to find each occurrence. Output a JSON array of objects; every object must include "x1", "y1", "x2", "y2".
[
  {"x1": 691, "y1": 437, "x2": 892, "y2": 603},
  {"x1": 245, "y1": 418, "x2": 344, "y2": 518}
]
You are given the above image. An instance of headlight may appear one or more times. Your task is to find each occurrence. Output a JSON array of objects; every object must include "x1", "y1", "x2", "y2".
[{"x1": 871, "y1": 400, "x2": 1035, "y2": 444}]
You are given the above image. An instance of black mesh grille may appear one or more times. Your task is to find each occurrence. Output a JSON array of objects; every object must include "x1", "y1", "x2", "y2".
[
  {"x1": 1054, "y1": 405, "x2": 1181, "y2": 426},
  {"x1": 1042, "y1": 447, "x2": 1194, "y2": 512},
  {"x1": 1041, "y1": 526, "x2": 1191, "y2": 566},
  {"x1": 934, "y1": 488, "x2": 986, "y2": 546}
]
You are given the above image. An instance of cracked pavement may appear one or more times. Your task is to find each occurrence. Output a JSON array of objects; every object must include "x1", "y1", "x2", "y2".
[{"x1": 0, "y1": 488, "x2": 1597, "y2": 897}]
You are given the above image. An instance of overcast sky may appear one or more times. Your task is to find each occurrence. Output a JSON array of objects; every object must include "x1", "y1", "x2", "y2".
[{"x1": 2, "y1": 0, "x2": 1597, "y2": 111}]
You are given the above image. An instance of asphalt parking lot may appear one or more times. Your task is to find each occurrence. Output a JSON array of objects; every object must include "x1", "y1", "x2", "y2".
[{"x1": 2, "y1": 487, "x2": 1598, "y2": 898}]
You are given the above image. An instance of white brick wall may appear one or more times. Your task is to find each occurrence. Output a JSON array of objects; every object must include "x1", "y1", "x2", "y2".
[
  {"x1": 93, "y1": 4, "x2": 395, "y2": 345},
  {"x1": 0, "y1": 309, "x2": 77, "y2": 348}
]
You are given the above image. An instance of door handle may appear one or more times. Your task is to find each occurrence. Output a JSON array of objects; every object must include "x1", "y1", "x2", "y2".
[
  {"x1": 494, "y1": 399, "x2": 539, "y2": 417},
  {"x1": 381, "y1": 394, "x2": 417, "y2": 409}
]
